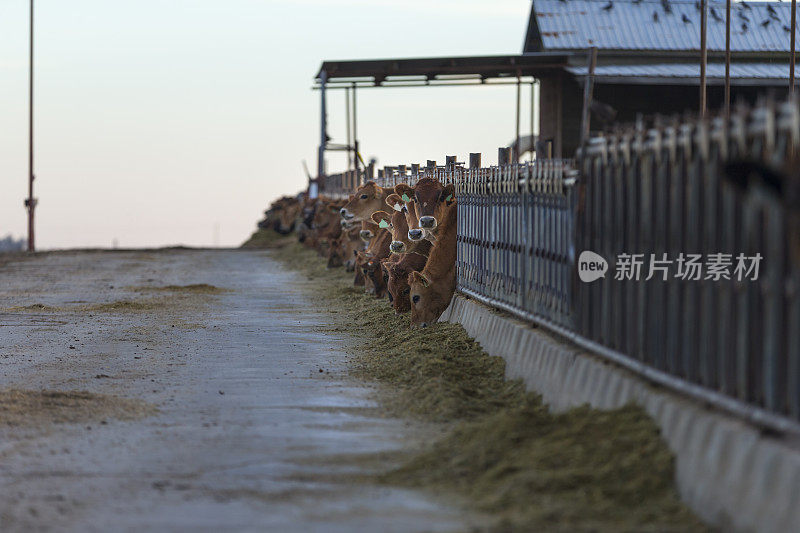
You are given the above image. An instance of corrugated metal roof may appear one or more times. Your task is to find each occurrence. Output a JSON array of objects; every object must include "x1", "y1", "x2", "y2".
[
  {"x1": 531, "y1": 0, "x2": 799, "y2": 52},
  {"x1": 566, "y1": 62, "x2": 791, "y2": 83}
]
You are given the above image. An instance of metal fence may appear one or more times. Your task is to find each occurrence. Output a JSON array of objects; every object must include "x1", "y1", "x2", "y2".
[
  {"x1": 319, "y1": 97, "x2": 800, "y2": 434},
  {"x1": 577, "y1": 98, "x2": 800, "y2": 431}
]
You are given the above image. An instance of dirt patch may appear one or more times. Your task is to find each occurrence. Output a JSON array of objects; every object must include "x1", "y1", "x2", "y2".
[
  {"x1": 0, "y1": 389, "x2": 156, "y2": 426},
  {"x1": 85, "y1": 299, "x2": 167, "y2": 312},
  {"x1": 268, "y1": 238, "x2": 708, "y2": 532},
  {"x1": 131, "y1": 284, "x2": 229, "y2": 295},
  {"x1": 6, "y1": 303, "x2": 60, "y2": 312},
  {"x1": 241, "y1": 229, "x2": 295, "y2": 249}
]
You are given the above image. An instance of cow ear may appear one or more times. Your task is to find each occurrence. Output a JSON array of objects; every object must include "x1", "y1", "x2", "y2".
[
  {"x1": 371, "y1": 211, "x2": 392, "y2": 228},
  {"x1": 409, "y1": 271, "x2": 430, "y2": 288},
  {"x1": 441, "y1": 184, "x2": 456, "y2": 204},
  {"x1": 385, "y1": 193, "x2": 405, "y2": 212},
  {"x1": 394, "y1": 183, "x2": 414, "y2": 203}
]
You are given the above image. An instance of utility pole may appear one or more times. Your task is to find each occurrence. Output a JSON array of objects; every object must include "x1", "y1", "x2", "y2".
[
  {"x1": 700, "y1": 0, "x2": 708, "y2": 117},
  {"x1": 25, "y1": 0, "x2": 36, "y2": 251}
]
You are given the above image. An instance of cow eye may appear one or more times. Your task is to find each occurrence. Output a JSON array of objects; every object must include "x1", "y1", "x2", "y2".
[
  {"x1": 412, "y1": 295, "x2": 420, "y2": 304},
  {"x1": 360, "y1": 194, "x2": 368, "y2": 200}
]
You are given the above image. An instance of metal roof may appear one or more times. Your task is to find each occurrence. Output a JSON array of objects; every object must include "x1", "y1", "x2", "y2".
[
  {"x1": 526, "y1": 0, "x2": 800, "y2": 53},
  {"x1": 314, "y1": 54, "x2": 574, "y2": 87},
  {"x1": 566, "y1": 62, "x2": 791, "y2": 84}
]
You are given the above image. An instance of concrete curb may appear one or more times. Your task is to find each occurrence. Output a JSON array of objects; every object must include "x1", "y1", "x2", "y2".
[{"x1": 440, "y1": 294, "x2": 800, "y2": 533}]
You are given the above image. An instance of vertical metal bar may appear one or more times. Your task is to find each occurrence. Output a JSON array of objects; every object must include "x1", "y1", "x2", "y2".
[
  {"x1": 345, "y1": 87, "x2": 351, "y2": 170},
  {"x1": 318, "y1": 70, "x2": 327, "y2": 181},
  {"x1": 792, "y1": 0, "x2": 797, "y2": 93},
  {"x1": 515, "y1": 75, "x2": 521, "y2": 161},
  {"x1": 580, "y1": 47, "x2": 598, "y2": 147},
  {"x1": 352, "y1": 82, "x2": 359, "y2": 173},
  {"x1": 725, "y1": 0, "x2": 731, "y2": 118},
  {"x1": 700, "y1": 0, "x2": 708, "y2": 117},
  {"x1": 27, "y1": 0, "x2": 35, "y2": 252},
  {"x1": 530, "y1": 81, "x2": 535, "y2": 163}
]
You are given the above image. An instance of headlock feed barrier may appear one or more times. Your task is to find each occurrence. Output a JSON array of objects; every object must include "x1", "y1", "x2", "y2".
[{"x1": 322, "y1": 96, "x2": 800, "y2": 434}]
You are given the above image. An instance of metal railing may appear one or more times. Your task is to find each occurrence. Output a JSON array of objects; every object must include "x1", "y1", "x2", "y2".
[
  {"x1": 318, "y1": 97, "x2": 800, "y2": 434},
  {"x1": 577, "y1": 98, "x2": 800, "y2": 430}
]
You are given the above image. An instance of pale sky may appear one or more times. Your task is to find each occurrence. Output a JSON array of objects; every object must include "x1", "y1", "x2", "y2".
[{"x1": 0, "y1": 0, "x2": 534, "y2": 249}]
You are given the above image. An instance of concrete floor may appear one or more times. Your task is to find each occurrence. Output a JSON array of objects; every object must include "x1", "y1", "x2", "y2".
[{"x1": 0, "y1": 249, "x2": 476, "y2": 532}]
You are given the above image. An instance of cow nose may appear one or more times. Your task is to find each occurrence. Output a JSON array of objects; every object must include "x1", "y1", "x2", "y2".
[
  {"x1": 420, "y1": 322, "x2": 429, "y2": 328},
  {"x1": 340, "y1": 208, "x2": 347, "y2": 218},
  {"x1": 419, "y1": 216, "x2": 436, "y2": 229},
  {"x1": 408, "y1": 229, "x2": 423, "y2": 241},
  {"x1": 390, "y1": 241, "x2": 405, "y2": 253},
  {"x1": 359, "y1": 230, "x2": 373, "y2": 241}
]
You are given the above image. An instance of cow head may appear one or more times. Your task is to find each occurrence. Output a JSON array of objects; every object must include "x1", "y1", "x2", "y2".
[
  {"x1": 359, "y1": 220, "x2": 379, "y2": 244},
  {"x1": 411, "y1": 178, "x2": 456, "y2": 232},
  {"x1": 355, "y1": 250, "x2": 376, "y2": 294},
  {"x1": 276, "y1": 199, "x2": 301, "y2": 234},
  {"x1": 371, "y1": 206, "x2": 410, "y2": 255},
  {"x1": 326, "y1": 235, "x2": 343, "y2": 268},
  {"x1": 385, "y1": 260, "x2": 419, "y2": 314},
  {"x1": 408, "y1": 271, "x2": 453, "y2": 328},
  {"x1": 340, "y1": 182, "x2": 390, "y2": 222}
]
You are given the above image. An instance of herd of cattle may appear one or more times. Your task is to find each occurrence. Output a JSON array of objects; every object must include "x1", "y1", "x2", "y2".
[{"x1": 261, "y1": 178, "x2": 457, "y2": 327}]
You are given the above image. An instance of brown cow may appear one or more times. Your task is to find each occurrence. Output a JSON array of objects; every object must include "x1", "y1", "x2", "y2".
[
  {"x1": 395, "y1": 179, "x2": 454, "y2": 243},
  {"x1": 384, "y1": 251, "x2": 429, "y2": 314},
  {"x1": 340, "y1": 182, "x2": 394, "y2": 222},
  {"x1": 408, "y1": 195, "x2": 457, "y2": 327}
]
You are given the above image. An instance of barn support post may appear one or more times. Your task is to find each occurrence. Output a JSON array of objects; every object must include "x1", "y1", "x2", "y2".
[
  {"x1": 792, "y1": 0, "x2": 797, "y2": 93},
  {"x1": 700, "y1": 0, "x2": 708, "y2": 117},
  {"x1": 579, "y1": 47, "x2": 598, "y2": 148},
  {"x1": 317, "y1": 69, "x2": 328, "y2": 195},
  {"x1": 352, "y1": 82, "x2": 359, "y2": 174},
  {"x1": 725, "y1": 0, "x2": 731, "y2": 118},
  {"x1": 515, "y1": 74, "x2": 521, "y2": 161},
  {"x1": 345, "y1": 86, "x2": 351, "y2": 170}
]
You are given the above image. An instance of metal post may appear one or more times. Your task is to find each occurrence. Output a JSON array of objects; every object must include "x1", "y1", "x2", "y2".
[
  {"x1": 792, "y1": 0, "x2": 797, "y2": 93},
  {"x1": 515, "y1": 75, "x2": 521, "y2": 161},
  {"x1": 530, "y1": 81, "x2": 535, "y2": 163},
  {"x1": 352, "y1": 82, "x2": 359, "y2": 173},
  {"x1": 700, "y1": 0, "x2": 708, "y2": 117},
  {"x1": 579, "y1": 47, "x2": 598, "y2": 147},
  {"x1": 469, "y1": 153, "x2": 481, "y2": 169},
  {"x1": 498, "y1": 147, "x2": 511, "y2": 166},
  {"x1": 317, "y1": 69, "x2": 327, "y2": 180},
  {"x1": 725, "y1": 0, "x2": 731, "y2": 117},
  {"x1": 446, "y1": 155, "x2": 456, "y2": 171},
  {"x1": 26, "y1": 0, "x2": 35, "y2": 252},
  {"x1": 345, "y1": 86, "x2": 351, "y2": 169}
]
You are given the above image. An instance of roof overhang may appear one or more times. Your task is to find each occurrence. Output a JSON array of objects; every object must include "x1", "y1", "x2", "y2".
[
  {"x1": 567, "y1": 62, "x2": 794, "y2": 86},
  {"x1": 314, "y1": 53, "x2": 576, "y2": 89}
]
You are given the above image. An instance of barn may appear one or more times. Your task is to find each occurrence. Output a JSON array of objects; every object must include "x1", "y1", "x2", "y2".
[
  {"x1": 314, "y1": 0, "x2": 796, "y2": 177},
  {"x1": 527, "y1": 0, "x2": 797, "y2": 157}
]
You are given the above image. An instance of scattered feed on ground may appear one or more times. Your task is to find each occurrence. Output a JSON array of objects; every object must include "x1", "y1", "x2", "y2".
[
  {"x1": 241, "y1": 229, "x2": 296, "y2": 249},
  {"x1": 270, "y1": 240, "x2": 707, "y2": 532},
  {"x1": 133, "y1": 284, "x2": 229, "y2": 294},
  {"x1": 0, "y1": 389, "x2": 156, "y2": 427}
]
